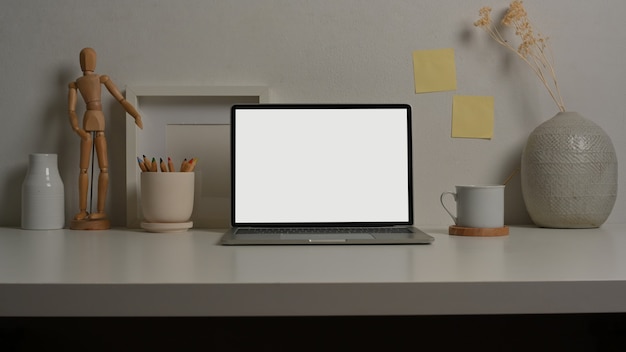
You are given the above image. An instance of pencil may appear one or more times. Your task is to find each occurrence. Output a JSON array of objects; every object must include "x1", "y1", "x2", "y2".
[
  {"x1": 160, "y1": 158, "x2": 167, "y2": 172},
  {"x1": 180, "y1": 158, "x2": 188, "y2": 172},
  {"x1": 143, "y1": 155, "x2": 152, "y2": 171},
  {"x1": 167, "y1": 157, "x2": 175, "y2": 172},
  {"x1": 137, "y1": 157, "x2": 147, "y2": 172},
  {"x1": 187, "y1": 157, "x2": 198, "y2": 172},
  {"x1": 150, "y1": 157, "x2": 158, "y2": 172}
]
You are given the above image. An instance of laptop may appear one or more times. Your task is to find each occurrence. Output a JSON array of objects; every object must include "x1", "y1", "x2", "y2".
[{"x1": 219, "y1": 104, "x2": 434, "y2": 245}]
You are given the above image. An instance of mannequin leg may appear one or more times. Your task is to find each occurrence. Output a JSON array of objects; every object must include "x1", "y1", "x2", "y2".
[
  {"x1": 90, "y1": 131, "x2": 108, "y2": 220},
  {"x1": 74, "y1": 132, "x2": 92, "y2": 220}
]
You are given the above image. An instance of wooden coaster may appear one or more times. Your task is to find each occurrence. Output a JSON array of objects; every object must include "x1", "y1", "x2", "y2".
[
  {"x1": 449, "y1": 225, "x2": 509, "y2": 237},
  {"x1": 141, "y1": 221, "x2": 193, "y2": 233}
]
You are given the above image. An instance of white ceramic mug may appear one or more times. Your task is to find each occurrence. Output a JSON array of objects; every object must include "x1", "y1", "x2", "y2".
[
  {"x1": 141, "y1": 172, "x2": 195, "y2": 223},
  {"x1": 440, "y1": 185, "x2": 505, "y2": 228}
]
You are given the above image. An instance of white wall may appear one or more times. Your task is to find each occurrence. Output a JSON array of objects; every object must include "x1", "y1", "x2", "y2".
[{"x1": 1, "y1": 0, "x2": 624, "y2": 227}]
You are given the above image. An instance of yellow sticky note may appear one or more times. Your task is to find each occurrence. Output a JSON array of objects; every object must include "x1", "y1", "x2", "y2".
[
  {"x1": 413, "y1": 48, "x2": 457, "y2": 93},
  {"x1": 451, "y1": 95, "x2": 495, "y2": 139}
]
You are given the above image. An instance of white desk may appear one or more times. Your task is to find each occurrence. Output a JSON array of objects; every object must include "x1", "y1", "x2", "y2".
[{"x1": 1, "y1": 225, "x2": 625, "y2": 317}]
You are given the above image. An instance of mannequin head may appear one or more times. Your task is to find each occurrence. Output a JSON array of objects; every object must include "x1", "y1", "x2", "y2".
[{"x1": 79, "y1": 47, "x2": 97, "y2": 72}]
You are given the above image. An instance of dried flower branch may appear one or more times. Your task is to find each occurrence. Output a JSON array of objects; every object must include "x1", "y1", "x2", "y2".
[{"x1": 474, "y1": 1, "x2": 565, "y2": 112}]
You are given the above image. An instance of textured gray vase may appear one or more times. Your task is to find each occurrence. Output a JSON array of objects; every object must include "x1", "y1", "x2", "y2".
[{"x1": 521, "y1": 111, "x2": 618, "y2": 228}]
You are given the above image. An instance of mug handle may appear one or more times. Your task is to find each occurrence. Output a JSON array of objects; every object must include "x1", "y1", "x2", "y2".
[{"x1": 440, "y1": 191, "x2": 457, "y2": 225}]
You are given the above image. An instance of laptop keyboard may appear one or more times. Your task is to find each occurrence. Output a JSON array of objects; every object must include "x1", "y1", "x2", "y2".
[{"x1": 237, "y1": 227, "x2": 411, "y2": 235}]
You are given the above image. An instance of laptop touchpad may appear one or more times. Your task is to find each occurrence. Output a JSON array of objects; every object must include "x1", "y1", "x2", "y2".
[{"x1": 281, "y1": 233, "x2": 375, "y2": 240}]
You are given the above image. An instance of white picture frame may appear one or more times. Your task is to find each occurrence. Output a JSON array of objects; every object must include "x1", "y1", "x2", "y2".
[{"x1": 125, "y1": 86, "x2": 269, "y2": 228}]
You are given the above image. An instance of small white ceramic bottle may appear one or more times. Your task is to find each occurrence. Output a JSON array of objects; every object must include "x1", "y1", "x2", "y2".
[{"x1": 21, "y1": 153, "x2": 65, "y2": 230}]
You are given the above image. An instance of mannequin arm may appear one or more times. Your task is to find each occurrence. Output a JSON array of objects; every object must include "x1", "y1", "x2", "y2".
[
  {"x1": 68, "y1": 83, "x2": 89, "y2": 140},
  {"x1": 101, "y1": 75, "x2": 143, "y2": 129}
]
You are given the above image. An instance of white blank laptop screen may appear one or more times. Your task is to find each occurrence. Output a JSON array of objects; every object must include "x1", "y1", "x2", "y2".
[{"x1": 232, "y1": 105, "x2": 412, "y2": 225}]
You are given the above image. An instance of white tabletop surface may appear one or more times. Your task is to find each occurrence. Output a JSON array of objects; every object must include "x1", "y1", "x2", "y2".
[{"x1": 1, "y1": 225, "x2": 625, "y2": 316}]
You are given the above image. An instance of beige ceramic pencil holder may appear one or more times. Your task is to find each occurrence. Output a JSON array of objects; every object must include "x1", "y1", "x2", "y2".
[{"x1": 140, "y1": 172, "x2": 194, "y2": 233}]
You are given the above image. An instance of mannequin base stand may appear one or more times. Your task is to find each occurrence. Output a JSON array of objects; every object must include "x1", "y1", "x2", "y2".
[
  {"x1": 70, "y1": 218, "x2": 111, "y2": 230},
  {"x1": 449, "y1": 225, "x2": 509, "y2": 237}
]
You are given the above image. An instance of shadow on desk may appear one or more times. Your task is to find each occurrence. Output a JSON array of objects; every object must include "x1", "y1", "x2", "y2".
[{"x1": 2, "y1": 314, "x2": 625, "y2": 351}]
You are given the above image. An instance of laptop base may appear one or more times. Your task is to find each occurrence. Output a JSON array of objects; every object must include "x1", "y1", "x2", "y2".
[{"x1": 219, "y1": 227, "x2": 434, "y2": 245}]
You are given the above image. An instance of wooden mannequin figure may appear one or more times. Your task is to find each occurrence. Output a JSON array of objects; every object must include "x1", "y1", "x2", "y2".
[{"x1": 68, "y1": 47, "x2": 143, "y2": 230}]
